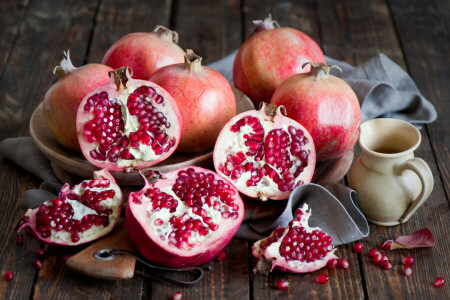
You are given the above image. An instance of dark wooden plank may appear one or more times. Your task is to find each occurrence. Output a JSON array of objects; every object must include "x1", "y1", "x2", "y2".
[
  {"x1": 0, "y1": 161, "x2": 41, "y2": 300},
  {"x1": 174, "y1": 0, "x2": 242, "y2": 63},
  {"x1": 242, "y1": 1, "x2": 364, "y2": 299},
  {"x1": 87, "y1": 0, "x2": 173, "y2": 64},
  {"x1": 0, "y1": 0, "x2": 30, "y2": 77},
  {"x1": 389, "y1": 0, "x2": 450, "y2": 200},
  {"x1": 318, "y1": 0, "x2": 450, "y2": 299},
  {"x1": 147, "y1": 1, "x2": 249, "y2": 299}
]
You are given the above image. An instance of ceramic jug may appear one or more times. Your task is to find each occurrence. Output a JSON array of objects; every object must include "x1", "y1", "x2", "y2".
[{"x1": 348, "y1": 118, "x2": 433, "y2": 226}]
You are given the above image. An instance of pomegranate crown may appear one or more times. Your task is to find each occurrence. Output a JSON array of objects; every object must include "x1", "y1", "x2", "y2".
[
  {"x1": 302, "y1": 62, "x2": 342, "y2": 79},
  {"x1": 153, "y1": 25, "x2": 179, "y2": 44},
  {"x1": 53, "y1": 50, "x2": 77, "y2": 77},
  {"x1": 252, "y1": 14, "x2": 280, "y2": 32}
]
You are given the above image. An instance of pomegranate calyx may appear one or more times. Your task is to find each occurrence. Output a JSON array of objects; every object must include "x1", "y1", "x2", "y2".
[
  {"x1": 252, "y1": 14, "x2": 280, "y2": 32},
  {"x1": 109, "y1": 67, "x2": 132, "y2": 91},
  {"x1": 153, "y1": 25, "x2": 179, "y2": 43},
  {"x1": 254, "y1": 257, "x2": 275, "y2": 276},
  {"x1": 142, "y1": 170, "x2": 164, "y2": 185},
  {"x1": 302, "y1": 62, "x2": 342, "y2": 80},
  {"x1": 53, "y1": 50, "x2": 77, "y2": 78},
  {"x1": 184, "y1": 49, "x2": 202, "y2": 73}
]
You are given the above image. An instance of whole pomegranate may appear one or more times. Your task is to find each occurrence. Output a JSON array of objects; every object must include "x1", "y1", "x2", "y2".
[
  {"x1": 102, "y1": 26, "x2": 185, "y2": 80},
  {"x1": 17, "y1": 169, "x2": 122, "y2": 245},
  {"x1": 271, "y1": 62, "x2": 361, "y2": 161},
  {"x1": 43, "y1": 51, "x2": 112, "y2": 152},
  {"x1": 76, "y1": 67, "x2": 182, "y2": 171},
  {"x1": 233, "y1": 14, "x2": 325, "y2": 106},
  {"x1": 253, "y1": 204, "x2": 337, "y2": 274},
  {"x1": 126, "y1": 167, "x2": 244, "y2": 267},
  {"x1": 150, "y1": 50, "x2": 236, "y2": 152},
  {"x1": 213, "y1": 103, "x2": 316, "y2": 201}
]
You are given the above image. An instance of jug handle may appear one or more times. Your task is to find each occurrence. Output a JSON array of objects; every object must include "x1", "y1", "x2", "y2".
[{"x1": 399, "y1": 158, "x2": 433, "y2": 223}]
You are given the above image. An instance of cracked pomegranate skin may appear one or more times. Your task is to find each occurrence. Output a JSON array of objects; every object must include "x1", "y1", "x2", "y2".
[
  {"x1": 233, "y1": 27, "x2": 325, "y2": 106},
  {"x1": 150, "y1": 59, "x2": 236, "y2": 152},
  {"x1": 43, "y1": 63, "x2": 112, "y2": 152},
  {"x1": 271, "y1": 72, "x2": 361, "y2": 161}
]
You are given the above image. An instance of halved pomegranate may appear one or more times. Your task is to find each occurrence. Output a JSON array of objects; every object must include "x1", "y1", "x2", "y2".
[
  {"x1": 126, "y1": 167, "x2": 244, "y2": 267},
  {"x1": 17, "y1": 169, "x2": 122, "y2": 246},
  {"x1": 76, "y1": 67, "x2": 182, "y2": 171},
  {"x1": 213, "y1": 103, "x2": 316, "y2": 201},
  {"x1": 252, "y1": 204, "x2": 337, "y2": 274}
]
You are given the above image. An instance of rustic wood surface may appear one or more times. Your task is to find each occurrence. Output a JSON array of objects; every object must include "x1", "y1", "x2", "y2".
[{"x1": 0, "y1": 0, "x2": 448, "y2": 299}]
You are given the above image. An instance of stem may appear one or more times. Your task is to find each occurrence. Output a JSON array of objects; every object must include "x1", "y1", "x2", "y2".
[
  {"x1": 302, "y1": 62, "x2": 342, "y2": 80},
  {"x1": 184, "y1": 49, "x2": 202, "y2": 73},
  {"x1": 53, "y1": 50, "x2": 77, "y2": 78},
  {"x1": 153, "y1": 25, "x2": 179, "y2": 43}
]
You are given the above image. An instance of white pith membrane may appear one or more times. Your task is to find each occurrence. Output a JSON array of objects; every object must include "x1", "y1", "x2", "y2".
[
  {"x1": 214, "y1": 105, "x2": 315, "y2": 200},
  {"x1": 20, "y1": 170, "x2": 121, "y2": 245},
  {"x1": 79, "y1": 71, "x2": 180, "y2": 170},
  {"x1": 252, "y1": 204, "x2": 337, "y2": 273},
  {"x1": 129, "y1": 168, "x2": 244, "y2": 255}
]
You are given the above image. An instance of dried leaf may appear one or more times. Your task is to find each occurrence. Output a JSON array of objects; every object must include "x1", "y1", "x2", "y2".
[{"x1": 389, "y1": 228, "x2": 435, "y2": 250}]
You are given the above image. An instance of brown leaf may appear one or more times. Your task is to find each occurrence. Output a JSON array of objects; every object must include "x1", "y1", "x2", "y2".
[{"x1": 389, "y1": 228, "x2": 435, "y2": 250}]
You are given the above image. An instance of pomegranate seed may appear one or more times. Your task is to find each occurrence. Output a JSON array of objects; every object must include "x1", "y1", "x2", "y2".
[
  {"x1": 316, "y1": 274, "x2": 329, "y2": 284},
  {"x1": 404, "y1": 265, "x2": 413, "y2": 276},
  {"x1": 276, "y1": 279, "x2": 289, "y2": 290},
  {"x1": 15, "y1": 233, "x2": 24, "y2": 245},
  {"x1": 380, "y1": 254, "x2": 389, "y2": 262},
  {"x1": 353, "y1": 242, "x2": 363, "y2": 253},
  {"x1": 368, "y1": 248, "x2": 380, "y2": 257},
  {"x1": 62, "y1": 254, "x2": 72, "y2": 260},
  {"x1": 434, "y1": 277, "x2": 445, "y2": 288},
  {"x1": 327, "y1": 259, "x2": 338, "y2": 270},
  {"x1": 173, "y1": 291, "x2": 183, "y2": 300},
  {"x1": 337, "y1": 258, "x2": 349, "y2": 269},
  {"x1": 217, "y1": 251, "x2": 227, "y2": 262},
  {"x1": 36, "y1": 249, "x2": 45, "y2": 259},
  {"x1": 33, "y1": 259, "x2": 43, "y2": 269},
  {"x1": 4, "y1": 271, "x2": 13, "y2": 282},
  {"x1": 380, "y1": 260, "x2": 392, "y2": 270},
  {"x1": 402, "y1": 256, "x2": 415, "y2": 266},
  {"x1": 372, "y1": 253, "x2": 383, "y2": 264},
  {"x1": 381, "y1": 240, "x2": 391, "y2": 250}
]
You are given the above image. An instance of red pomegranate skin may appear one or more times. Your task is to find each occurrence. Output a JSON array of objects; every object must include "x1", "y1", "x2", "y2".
[
  {"x1": 233, "y1": 27, "x2": 325, "y2": 106},
  {"x1": 103, "y1": 32, "x2": 185, "y2": 80},
  {"x1": 271, "y1": 70, "x2": 361, "y2": 161},
  {"x1": 150, "y1": 52, "x2": 236, "y2": 152},
  {"x1": 43, "y1": 61, "x2": 112, "y2": 152}
]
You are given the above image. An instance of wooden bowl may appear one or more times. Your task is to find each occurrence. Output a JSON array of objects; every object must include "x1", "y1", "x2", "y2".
[{"x1": 30, "y1": 87, "x2": 254, "y2": 185}]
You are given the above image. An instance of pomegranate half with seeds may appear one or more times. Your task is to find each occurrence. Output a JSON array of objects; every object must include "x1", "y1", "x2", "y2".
[
  {"x1": 76, "y1": 67, "x2": 182, "y2": 171},
  {"x1": 17, "y1": 169, "x2": 122, "y2": 245},
  {"x1": 102, "y1": 26, "x2": 185, "y2": 80},
  {"x1": 253, "y1": 204, "x2": 337, "y2": 274},
  {"x1": 126, "y1": 167, "x2": 244, "y2": 267},
  {"x1": 213, "y1": 103, "x2": 316, "y2": 201}
]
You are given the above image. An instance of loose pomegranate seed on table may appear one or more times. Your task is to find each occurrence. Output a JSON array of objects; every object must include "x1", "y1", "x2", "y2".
[
  {"x1": 276, "y1": 279, "x2": 289, "y2": 290},
  {"x1": 404, "y1": 266, "x2": 413, "y2": 276},
  {"x1": 173, "y1": 291, "x2": 183, "y2": 300},
  {"x1": 353, "y1": 242, "x2": 363, "y2": 253},
  {"x1": 402, "y1": 256, "x2": 415, "y2": 266},
  {"x1": 4, "y1": 271, "x2": 14, "y2": 282},
  {"x1": 36, "y1": 249, "x2": 45, "y2": 259},
  {"x1": 217, "y1": 251, "x2": 227, "y2": 262},
  {"x1": 33, "y1": 259, "x2": 43, "y2": 269},
  {"x1": 381, "y1": 240, "x2": 391, "y2": 250},
  {"x1": 380, "y1": 260, "x2": 392, "y2": 270},
  {"x1": 316, "y1": 274, "x2": 329, "y2": 284},
  {"x1": 337, "y1": 259, "x2": 349, "y2": 269},
  {"x1": 327, "y1": 259, "x2": 338, "y2": 270},
  {"x1": 15, "y1": 233, "x2": 24, "y2": 245},
  {"x1": 434, "y1": 277, "x2": 445, "y2": 288},
  {"x1": 372, "y1": 253, "x2": 383, "y2": 265},
  {"x1": 368, "y1": 248, "x2": 380, "y2": 258}
]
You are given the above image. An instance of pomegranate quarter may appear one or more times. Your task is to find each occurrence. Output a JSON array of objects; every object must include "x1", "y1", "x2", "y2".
[
  {"x1": 252, "y1": 204, "x2": 337, "y2": 274},
  {"x1": 126, "y1": 167, "x2": 244, "y2": 267},
  {"x1": 17, "y1": 169, "x2": 122, "y2": 246},
  {"x1": 213, "y1": 103, "x2": 316, "y2": 201},
  {"x1": 76, "y1": 67, "x2": 182, "y2": 171}
]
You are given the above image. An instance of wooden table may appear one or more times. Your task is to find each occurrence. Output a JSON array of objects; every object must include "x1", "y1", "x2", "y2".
[{"x1": 0, "y1": 0, "x2": 448, "y2": 299}]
